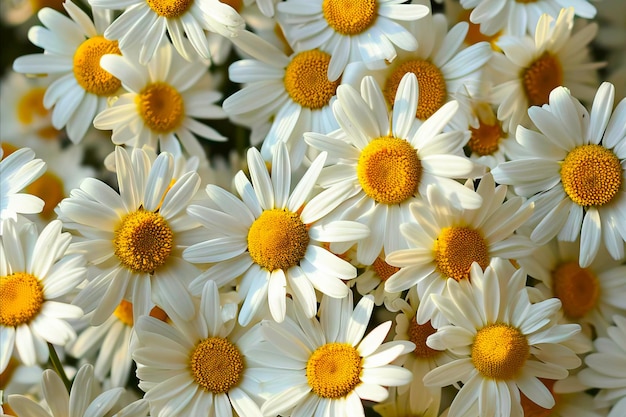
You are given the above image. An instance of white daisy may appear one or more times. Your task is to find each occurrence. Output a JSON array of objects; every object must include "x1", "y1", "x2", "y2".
[
  {"x1": 519, "y1": 377, "x2": 608, "y2": 417},
  {"x1": 222, "y1": 30, "x2": 340, "y2": 165},
  {"x1": 89, "y1": 0, "x2": 244, "y2": 64},
  {"x1": 12, "y1": 0, "x2": 123, "y2": 144},
  {"x1": 7, "y1": 363, "x2": 149, "y2": 417},
  {"x1": 56, "y1": 146, "x2": 203, "y2": 325},
  {"x1": 491, "y1": 82, "x2": 626, "y2": 268},
  {"x1": 489, "y1": 7, "x2": 602, "y2": 133},
  {"x1": 0, "y1": 147, "x2": 45, "y2": 234},
  {"x1": 93, "y1": 43, "x2": 227, "y2": 157},
  {"x1": 423, "y1": 258, "x2": 582, "y2": 417},
  {"x1": 183, "y1": 143, "x2": 370, "y2": 326},
  {"x1": 579, "y1": 315, "x2": 626, "y2": 417},
  {"x1": 384, "y1": 173, "x2": 535, "y2": 327},
  {"x1": 0, "y1": 218, "x2": 85, "y2": 373},
  {"x1": 276, "y1": 0, "x2": 430, "y2": 81},
  {"x1": 133, "y1": 280, "x2": 264, "y2": 417},
  {"x1": 349, "y1": 250, "x2": 403, "y2": 311},
  {"x1": 305, "y1": 73, "x2": 485, "y2": 266},
  {"x1": 256, "y1": 292, "x2": 415, "y2": 417}
]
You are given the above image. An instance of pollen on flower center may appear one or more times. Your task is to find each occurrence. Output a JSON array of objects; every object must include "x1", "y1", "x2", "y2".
[
  {"x1": 26, "y1": 171, "x2": 65, "y2": 220},
  {"x1": 16, "y1": 87, "x2": 48, "y2": 125},
  {"x1": 472, "y1": 323, "x2": 529, "y2": 380},
  {"x1": 247, "y1": 209, "x2": 309, "y2": 271},
  {"x1": 146, "y1": 0, "x2": 193, "y2": 18},
  {"x1": 522, "y1": 52, "x2": 563, "y2": 107},
  {"x1": 136, "y1": 82, "x2": 185, "y2": 134},
  {"x1": 408, "y1": 317, "x2": 441, "y2": 359},
  {"x1": 306, "y1": 343, "x2": 362, "y2": 398},
  {"x1": 468, "y1": 119, "x2": 504, "y2": 156},
  {"x1": 384, "y1": 59, "x2": 447, "y2": 120},
  {"x1": 73, "y1": 36, "x2": 122, "y2": 96},
  {"x1": 357, "y1": 136, "x2": 421, "y2": 205},
  {"x1": 372, "y1": 256, "x2": 400, "y2": 281},
  {"x1": 113, "y1": 210, "x2": 173, "y2": 274},
  {"x1": 560, "y1": 144, "x2": 622, "y2": 207},
  {"x1": 322, "y1": 0, "x2": 377, "y2": 36},
  {"x1": 434, "y1": 226, "x2": 489, "y2": 281},
  {"x1": 113, "y1": 299, "x2": 134, "y2": 326},
  {"x1": 284, "y1": 50, "x2": 340, "y2": 109},
  {"x1": 190, "y1": 337, "x2": 244, "y2": 394},
  {"x1": 552, "y1": 261, "x2": 599, "y2": 319},
  {"x1": 0, "y1": 272, "x2": 44, "y2": 327}
]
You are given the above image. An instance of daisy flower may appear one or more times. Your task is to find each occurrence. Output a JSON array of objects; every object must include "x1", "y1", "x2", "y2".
[
  {"x1": 275, "y1": 0, "x2": 430, "y2": 81},
  {"x1": 93, "y1": 43, "x2": 227, "y2": 157},
  {"x1": 89, "y1": 0, "x2": 244, "y2": 65},
  {"x1": 56, "y1": 146, "x2": 203, "y2": 325},
  {"x1": 519, "y1": 377, "x2": 608, "y2": 417},
  {"x1": 0, "y1": 218, "x2": 85, "y2": 373},
  {"x1": 305, "y1": 73, "x2": 485, "y2": 266},
  {"x1": 7, "y1": 364, "x2": 149, "y2": 417},
  {"x1": 183, "y1": 143, "x2": 369, "y2": 326},
  {"x1": 133, "y1": 280, "x2": 264, "y2": 417},
  {"x1": 384, "y1": 173, "x2": 535, "y2": 327},
  {"x1": 489, "y1": 7, "x2": 602, "y2": 133},
  {"x1": 459, "y1": 0, "x2": 596, "y2": 37},
  {"x1": 349, "y1": 250, "x2": 403, "y2": 311},
  {"x1": 12, "y1": 0, "x2": 124, "y2": 144},
  {"x1": 491, "y1": 82, "x2": 626, "y2": 267},
  {"x1": 579, "y1": 315, "x2": 626, "y2": 417},
  {"x1": 423, "y1": 259, "x2": 582, "y2": 417},
  {"x1": 0, "y1": 147, "x2": 45, "y2": 233},
  {"x1": 257, "y1": 292, "x2": 415, "y2": 417},
  {"x1": 222, "y1": 30, "x2": 340, "y2": 165}
]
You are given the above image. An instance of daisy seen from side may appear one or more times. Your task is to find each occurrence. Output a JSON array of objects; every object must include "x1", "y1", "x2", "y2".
[
  {"x1": 305, "y1": 73, "x2": 485, "y2": 266},
  {"x1": 56, "y1": 146, "x2": 203, "y2": 326},
  {"x1": 491, "y1": 82, "x2": 626, "y2": 267},
  {"x1": 183, "y1": 143, "x2": 370, "y2": 326}
]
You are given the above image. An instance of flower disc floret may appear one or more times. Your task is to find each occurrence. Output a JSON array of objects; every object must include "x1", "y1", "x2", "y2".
[
  {"x1": 552, "y1": 261, "x2": 599, "y2": 319},
  {"x1": 146, "y1": 0, "x2": 193, "y2": 17},
  {"x1": 26, "y1": 171, "x2": 65, "y2": 220},
  {"x1": 433, "y1": 226, "x2": 489, "y2": 281},
  {"x1": 471, "y1": 323, "x2": 529, "y2": 380},
  {"x1": 73, "y1": 36, "x2": 122, "y2": 96},
  {"x1": 522, "y1": 52, "x2": 563, "y2": 107},
  {"x1": 468, "y1": 120, "x2": 504, "y2": 156},
  {"x1": 16, "y1": 87, "x2": 47, "y2": 124},
  {"x1": 136, "y1": 82, "x2": 186, "y2": 133},
  {"x1": 0, "y1": 272, "x2": 44, "y2": 327},
  {"x1": 113, "y1": 300, "x2": 134, "y2": 326},
  {"x1": 306, "y1": 343, "x2": 362, "y2": 398},
  {"x1": 372, "y1": 256, "x2": 400, "y2": 281},
  {"x1": 408, "y1": 318, "x2": 440, "y2": 359},
  {"x1": 190, "y1": 337, "x2": 244, "y2": 394},
  {"x1": 284, "y1": 50, "x2": 340, "y2": 109},
  {"x1": 322, "y1": 0, "x2": 378, "y2": 36}
]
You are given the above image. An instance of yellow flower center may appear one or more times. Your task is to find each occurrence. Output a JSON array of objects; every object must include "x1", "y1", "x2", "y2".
[
  {"x1": 146, "y1": 0, "x2": 193, "y2": 18},
  {"x1": 16, "y1": 87, "x2": 48, "y2": 125},
  {"x1": 357, "y1": 136, "x2": 421, "y2": 205},
  {"x1": 73, "y1": 36, "x2": 122, "y2": 96},
  {"x1": 247, "y1": 209, "x2": 310, "y2": 271},
  {"x1": 284, "y1": 50, "x2": 340, "y2": 110},
  {"x1": 219, "y1": 0, "x2": 242, "y2": 12},
  {"x1": 520, "y1": 379, "x2": 557, "y2": 417},
  {"x1": 306, "y1": 343, "x2": 362, "y2": 398},
  {"x1": 522, "y1": 52, "x2": 563, "y2": 107},
  {"x1": 467, "y1": 110, "x2": 505, "y2": 156},
  {"x1": 136, "y1": 82, "x2": 186, "y2": 134},
  {"x1": 0, "y1": 272, "x2": 44, "y2": 327},
  {"x1": 322, "y1": 0, "x2": 377, "y2": 36},
  {"x1": 433, "y1": 226, "x2": 489, "y2": 281},
  {"x1": 551, "y1": 261, "x2": 599, "y2": 319},
  {"x1": 113, "y1": 299, "x2": 134, "y2": 326},
  {"x1": 190, "y1": 337, "x2": 244, "y2": 394},
  {"x1": 25, "y1": 171, "x2": 65, "y2": 220},
  {"x1": 472, "y1": 323, "x2": 529, "y2": 380},
  {"x1": 113, "y1": 210, "x2": 174, "y2": 274},
  {"x1": 384, "y1": 59, "x2": 447, "y2": 120},
  {"x1": 408, "y1": 317, "x2": 441, "y2": 359},
  {"x1": 560, "y1": 144, "x2": 622, "y2": 207},
  {"x1": 372, "y1": 255, "x2": 400, "y2": 281}
]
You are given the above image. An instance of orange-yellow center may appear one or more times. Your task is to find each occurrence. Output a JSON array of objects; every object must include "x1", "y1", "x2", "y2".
[
  {"x1": 372, "y1": 256, "x2": 400, "y2": 281},
  {"x1": 284, "y1": 50, "x2": 340, "y2": 109},
  {"x1": 146, "y1": 0, "x2": 193, "y2": 18},
  {"x1": 113, "y1": 299, "x2": 134, "y2": 326},
  {"x1": 306, "y1": 343, "x2": 362, "y2": 398},
  {"x1": 73, "y1": 36, "x2": 122, "y2": 96},
  {"x1": 322, "y1": 0, "x2": 377, "y2": 36},
  {"x1": 0, "y1": 272, "x2": 44, "y2": 327},
  {"x1": 520, "y1": 379, "x2": 557, "y2": 417},
  {"x1": 433, "y1": 226, "x2": 489, "y2": 281},
  {"x1": 551, "y1": 261, "x2": 599, "y2": 319},
  {"x1": 472, "y1": 323, "x2": 529, "y2": 380},
  {"x1": 190, "y1": 337, "x2": 244, "y2": 393},
  {"x1": 136, "y1": 82, "x2": 186, "y2": 134},
  {"x1": 25, "y1": 171, "x2": 65, "y2": 220},
  {"x1": 16, "y1": 87, "x2": 48, "y2": 125},
  {"x1": 408, "y1": 317, "x2": 440, "y2": 359},
  {"x1": 522, "y1": 52, "x2": 563, "y2": 107}
]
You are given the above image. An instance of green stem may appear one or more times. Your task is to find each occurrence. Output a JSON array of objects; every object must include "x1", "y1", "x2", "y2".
[{"x1": 47, "y1": 342, "x2": 71, "y2": 392}]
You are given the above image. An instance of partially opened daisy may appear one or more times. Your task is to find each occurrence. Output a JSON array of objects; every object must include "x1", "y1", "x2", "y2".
[
  {"x1": 489, "y1": 7, "x2": 602, "y2": 133},
  {"x1": 133, "y1": 280, "x2": 264, "y2": 417},
  {"x1": 183, "y1": 143, "x2": 369, "y2": 326},
  {"x1": 0, "y1": 147, "x2": 45, "y2": 234},
  {"x1": 7, "y1": 364, "x2": 149, "y2": 417},
  {"x1": 423, "y1": 259, "x2": 582, "y2": 417},
  {"x1": 56, "y1": 146, "x2": 203, "y2": 325},
  {"x1": 305, "y1": 73, "x2": 485, "y2": 266},
  {"x1": 384, "y1": 173, "x2": 535, "y2": 327},
  {"x1": 257, "y1": 292, "x2": 415, "y2": 417},
  {"x1": 12, "y1": 0, "x2": 123, "y2": 144},
  {"x1": 94, "y1": 43, "x2": 226, "y2": 157},
  {"x1": 0, "y1": 218, "x2": 85, "y2": 373},
  {"x1": 276, "y1": 0, "x2": 429, "y2": 81},
  {"x1": 89, "y1": 0, "x2": 244, "y2": 64},
  {"x1": 491, "y1": 82, "x2": 626, "y2": 267}
]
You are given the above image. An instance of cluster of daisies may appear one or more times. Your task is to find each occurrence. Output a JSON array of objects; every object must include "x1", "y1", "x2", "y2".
[{"x1": 1, "y1": 0, "x2": 625, "y2": 416}]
